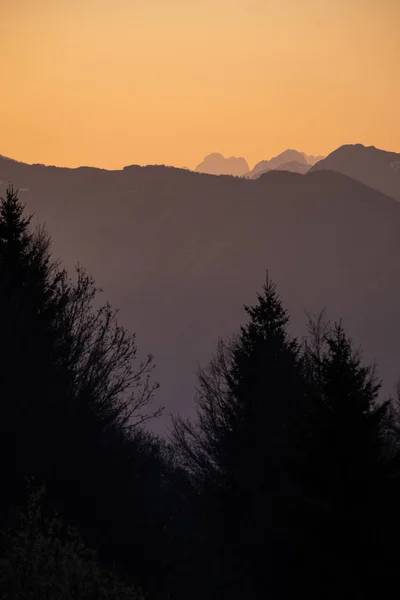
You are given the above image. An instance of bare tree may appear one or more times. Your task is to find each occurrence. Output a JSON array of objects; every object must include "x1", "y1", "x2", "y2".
[
  {"x1": 171, "y1": 337, "x2": 236, "y2": 488},
  {"x1": 58, "y1": 265, "x2": 161, "y2": 431},
  {"x1": 29, "y1": 225, "x2": 162, "y2": 432}
]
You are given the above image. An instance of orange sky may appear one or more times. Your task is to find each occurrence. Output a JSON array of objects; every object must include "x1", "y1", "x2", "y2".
[{"x1": 1, "y1": 0, "x2": 399, "y2": 170}]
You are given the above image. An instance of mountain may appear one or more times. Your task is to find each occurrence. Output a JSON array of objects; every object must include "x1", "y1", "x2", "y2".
[
  {"x1": 195, "y1": 153, "x2": 249, "y2": 176},
  {"x1": 194, "y1": 150, "x2": 324, "y2": 179},
  {"x1": 302, "y1": 153, "x2": 325, "y2": 166},
  {"x1": 276, "y1": 161, "x2": 310, "y2": 174},
  {"x1": 310, "y1": 144, "x2": 400, "y2": 201},
  {"x1": 247, "y1": 149, "x2": 308, "y2": 178},
  {"x1": 1, "y1": 154, "x2": 400, "y2": 434},
  {"x1": 255, "y1": 160, "x2": 311, "y2": 177}
]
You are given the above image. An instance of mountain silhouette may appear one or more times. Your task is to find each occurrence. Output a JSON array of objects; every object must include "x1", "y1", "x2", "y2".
[
  {"x1": 254, "y1": 160, "x2": 311, "y2": 178},
  {"x1": 310, "y1": 144, "x2": 400, "y2": 202},
  {"x1": 302, "y1": 153, "x2": 325, "y2": 166},
  {"x1": 247, "y1": 149, "x2": 308, "y2": 178},
  {"x1": 277, "y1": 160, "x2": 311, "y2": 174},
  {"x1": 1, "y1": 153, "x2": 400, "y2": 434},
  {"x1": 195, "y1": 153, "x2": 249, "y2": 176}
]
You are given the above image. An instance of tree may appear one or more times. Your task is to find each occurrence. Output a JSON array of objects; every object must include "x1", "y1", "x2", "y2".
[
  {"x1": 173, "y1": 280, "x2": 396, "y2": 598},
  {"x1": 172, "y1": 274, "x2": 309, "y2": 599},
  {"x1": 0, "y1": 186, "x2": 68, "y2": 524},
  {"x1": 0, "y1": 186, "x2": 162, "y2": 593},
  {"x1": 300, "y1": 316, "x2": 390, "y2": 597}
]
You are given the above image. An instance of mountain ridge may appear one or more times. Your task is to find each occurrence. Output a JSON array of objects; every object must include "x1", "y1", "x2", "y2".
[{"x1": 310, "y1": 143, "x2": 400, "y2": 201}]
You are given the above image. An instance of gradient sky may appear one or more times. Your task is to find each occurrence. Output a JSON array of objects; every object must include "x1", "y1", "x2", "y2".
[{"x1": 1, "y1": 0, "x2": 399, "y2": 170}]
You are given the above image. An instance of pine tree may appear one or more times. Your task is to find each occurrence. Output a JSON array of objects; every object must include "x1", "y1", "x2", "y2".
[
  {"x1": 0, "y1": 186, "x2": 66, "y2": 523},
  {"x1": 300, "y1": 318, "x2": 389, "y2": 597},
  {"x1": 172, "y1": 274, "x2": 308, "y2": 598}
]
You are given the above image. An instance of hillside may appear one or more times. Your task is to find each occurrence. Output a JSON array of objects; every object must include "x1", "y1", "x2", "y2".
[
  {"x1": 1, "y1": 155, "x2": 400, "y2": 433},
  {"x1": 310, "y1": 144, "x2": 400, "y2": 201}
]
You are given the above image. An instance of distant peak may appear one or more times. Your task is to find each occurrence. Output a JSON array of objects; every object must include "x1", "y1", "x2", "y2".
[
  {"x1": 204, "y1": 152, "x2": 225, "y2": 159},
  {"x1": 195, "y1": 153, "x2": 249, "y2": 176},
  {"x1": 248, "y1": 148, "x2": 316, "y2": 178}
]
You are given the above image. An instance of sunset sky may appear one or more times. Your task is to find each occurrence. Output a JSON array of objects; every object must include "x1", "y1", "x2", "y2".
[{"x1": 1, "y1": 0, "x2": 399, "y2": 170}]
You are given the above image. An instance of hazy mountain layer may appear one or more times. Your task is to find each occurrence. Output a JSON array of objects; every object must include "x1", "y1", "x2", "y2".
[
  {"x1": 195, "y1": 153, "x2": 249, "y2": 176},
  {"x1": 1, "y1": 154, "x2": 400, "y2": 433},
  {"x1": 302, "y1": 153, "x2": 325, "y2": 166},
  {"x1": 248, "y1": 149, "x2": 308, "y2": 178},
  {"x1": 195, "y1": 149, "x2": 324, "y2": 178},
  {"x1": 251, "y1": 160, "x2": 311, "y2": 178}
]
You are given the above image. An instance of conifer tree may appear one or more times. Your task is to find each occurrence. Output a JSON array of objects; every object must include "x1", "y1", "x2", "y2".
[
  {"x1": 300, "y1": 318, "x2": 389, "y2": 597},
  {"x1": 0, "y1": 186, "x2": 66, "y2": 523},
  {"x1": 172, "y1": 274, "x2": 308, "y2": 598}
]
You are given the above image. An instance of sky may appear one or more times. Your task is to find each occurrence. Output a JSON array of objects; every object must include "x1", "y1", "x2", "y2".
[{"x1": 1, "y1": 0, "x2": 399, "y2": 170}]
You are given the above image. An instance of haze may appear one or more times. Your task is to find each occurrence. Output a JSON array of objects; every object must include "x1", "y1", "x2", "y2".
[{"x1": 1, "y1": 0, "x2": 399, "y2": 170}]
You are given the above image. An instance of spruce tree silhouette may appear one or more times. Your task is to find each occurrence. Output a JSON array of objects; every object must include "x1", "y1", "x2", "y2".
[
  {"x1": 300, "y1": 318, "x2": 390, "y2": 597},
  {"x1": 172, "y1": 274, "x2": 309, "y2": 599},
  {"x1": 0, "y1": 185, "x2": 67, "y2": 527}
]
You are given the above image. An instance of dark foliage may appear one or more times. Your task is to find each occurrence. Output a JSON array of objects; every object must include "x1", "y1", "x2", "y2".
[
  {"x1": 0, "y1": 482, "x2": 145, "y2": 600},
  {"x1": 0, "y1": 187, "x2": 167, "y2": 597}
]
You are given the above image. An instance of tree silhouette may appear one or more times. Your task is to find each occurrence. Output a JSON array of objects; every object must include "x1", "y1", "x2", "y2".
[
  {"x1": 299, "y1": 316, "x2": 390, "y2": 597},
  {"x1": 0, "y1": 186, "x2": 163, "y2": 595},
  {"x1": 172, "y1": 279, "x2": 399, "y2": 598},
  {"x1": 172, "y1": 274, "x2": 309, "y2": 598}
]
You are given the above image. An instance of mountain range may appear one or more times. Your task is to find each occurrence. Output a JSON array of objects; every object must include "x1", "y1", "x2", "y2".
[
  {"x1": 195, "y1": 149, "x2": 325, "y2": 178},
  {"x1": 0, "y1": 143, "x2": 399, "y2": 433},
  {"x1": 211, "y1": 142, "x2": 400, "y2": 199}
]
